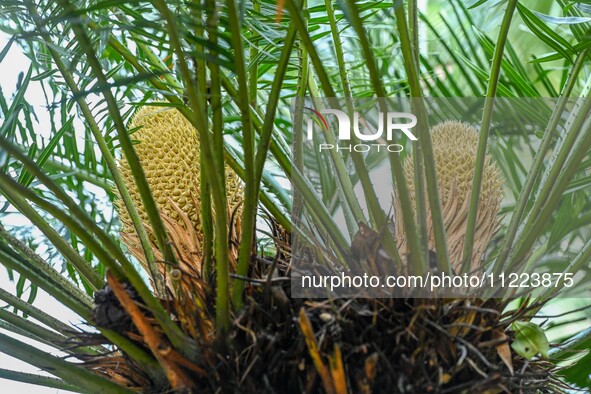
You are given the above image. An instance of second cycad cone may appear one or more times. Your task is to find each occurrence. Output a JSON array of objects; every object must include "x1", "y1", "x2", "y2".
[{"x1": 395, "y1": 121, "x2": 504, "y2": 272}]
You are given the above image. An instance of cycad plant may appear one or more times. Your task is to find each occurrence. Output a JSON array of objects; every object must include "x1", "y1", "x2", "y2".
[{"x1": 0, "y1": 0, "x2": 591, "y2": 392}]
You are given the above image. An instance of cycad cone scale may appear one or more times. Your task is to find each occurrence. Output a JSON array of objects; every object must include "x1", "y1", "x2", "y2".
[{"x1": 395, "y1": 121, "x2": 503, "y2": 271}]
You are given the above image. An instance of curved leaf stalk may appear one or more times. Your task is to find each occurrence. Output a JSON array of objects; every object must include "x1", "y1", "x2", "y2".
[
  {"x1": 0, "y1": 230, "x2": 93, "y2": 317},
  {"x1": 0, "y1": 308, "x2": 81, "y2": 353},
  {"x1": 0, "y1": 140, "x2": 192, "y2": 375},
  {"x1": 57, "y1": 0, "x2": 198, "y2": 355},
  {"x1": 233, "y1": 23, "x2": 298, "y2": 308},
  {"x1": 510, "y1": 109, "x2": 591, "y2": 266},
  {"x1": 0, "y1": 321, "x2": 31, "y2": 342},
  {"x1": 494, "y1": 48, "x2": 591, "y2": 274},
  {"x1": 0, "y1": 174, "x2": 141, "y2": 281},
  {"x1": 324, "y1": 0, "x2": 391, "y2": 234},
  {"x1": 0, "y1": 176, "x2": 104, "y2": 290},
  {"x1": 190, "y1": 0, "x2": 214, "y2": 278},
  {"x1": 220, "y1": 71, "x2": 349, "y2": 253},
  {"x1": 0, "y1": 138, "x2": 140, "y2": 282},
  {"x1": 344, "y1": 0, "x2": 425, "y2": 274},
  {"x1": 152, "y1": 0, "x2": 230, "y2": 332},
  {"x1": 58, "y1": 0, "x2": 180, "y2": 278},
  {"x1": 25, "y1": 2, "x2": 164, "y2": 293},
  {"x1": 225, "y1": 0, "x2": 257, "y2": 312},
  {"x1": 0, "y1": 368, "x2": 79, "y2": 392},
  {"x1": 0, "y1": 172, "x2": 185, "y2": 336},
  {"x1": 461, "y1": 0, "x2": 518, "y2": 272},
  {"x1": 408, "y1": 0, "x2": 429, "y2": 255},
  {"x1": 0, "y1": 332, "x2": 132, "y2": 394},
  {"x1": 0, "y1": 287, "x2": 74, "y2": 335},
  {"x1": 0, "y1": 246, "x2": 90, "y2": 318}
]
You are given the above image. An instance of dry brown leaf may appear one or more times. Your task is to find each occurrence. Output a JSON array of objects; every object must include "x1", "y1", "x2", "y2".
[
  {"x1": 107, "y1": 273, "x2": 202, "y2": 390},
  {"x1": 493, "y1": 329, "x2": 513, "y2": 375},
  {"x1": 328, "y1": 345, "x2": 348, "y2": 394},
  {"x1": 298, "y1": 308, "x2": 336, "y2": 394},
  {"x1": 448, "y1": 310, "x2": 476, "y2": 337}
]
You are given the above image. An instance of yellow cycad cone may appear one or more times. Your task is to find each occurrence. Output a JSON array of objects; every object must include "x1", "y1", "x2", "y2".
[
  {"x1": 115, "y1": 106, "x2": 243, "y2": 279},
  {"x1": 117, "y1": 106, "x2": 201, "y2": 233},
  {"x1": 395, "y1": 121, "x2": 504, "y2": 272}
]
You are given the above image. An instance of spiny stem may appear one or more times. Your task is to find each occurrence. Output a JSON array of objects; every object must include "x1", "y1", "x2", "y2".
[
  {"x1": 0, "y1": 175, "x2": 104, "y2": 290},
  {"x1": 494, "y1": 48, "x2": 590, "y2": 274},
  {"x1": 226, "y1": 0, "x2": 256, "y2": 312},
  {"x1": 324, "y1": 0, "x2": 389, "y2": 234},
  {"x1": 393, "y1": 1, "x2": 449, "y2": 274},
  {"x1": 191, "y1": 0, "x2": 214, "y2": 279},
  {"x1": 0, "y1": 227, "x2": 93, "y2": 317},
  {"x1": 344, "y1": 0, "x2": 423, "y2": 274},
  {"x1": 0, "y1": 369, "x2": 78, "y2": 392},
  {"x1": 153, "y1": 0, "x2": 230, "y2": 332},
  {"x1": 407, "y1": 0, "x2": 429, "y2": 257},
  {"x1": 233, "y1": 23, "x2": 298, "y2": 308},
  {"x1": 0, "y1": 287, "x2": 72, "y2": 334},
  {"x1": 0, "y1": 332, "x2": 132, "y2": 394}
]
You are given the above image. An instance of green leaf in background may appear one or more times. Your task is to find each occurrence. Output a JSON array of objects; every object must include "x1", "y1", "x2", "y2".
[
  {"x1": 554, "y1": 327, "x2": 591, "y2": 389},
  {"x1": 17, "y1": 118, "x2": 73, "y2": 188},
  {"x1": 511, "y1": 321, "x2": 550, "y2": 360},
  {"x1": 0, "y1": 36, "x2": 14, "y2": 64},
  {"x1": 561, "y1": 351, "x2": 591, "y2": 389},
  {"x1": 532, "y1": 10, "x2": 591, "y2": 24},
  {"x1": 468, "y1": 0, "x2": 492, "y2": 10},
  {"x1": 517, "y1": 3, "x2": 576, "y2": 61}
]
